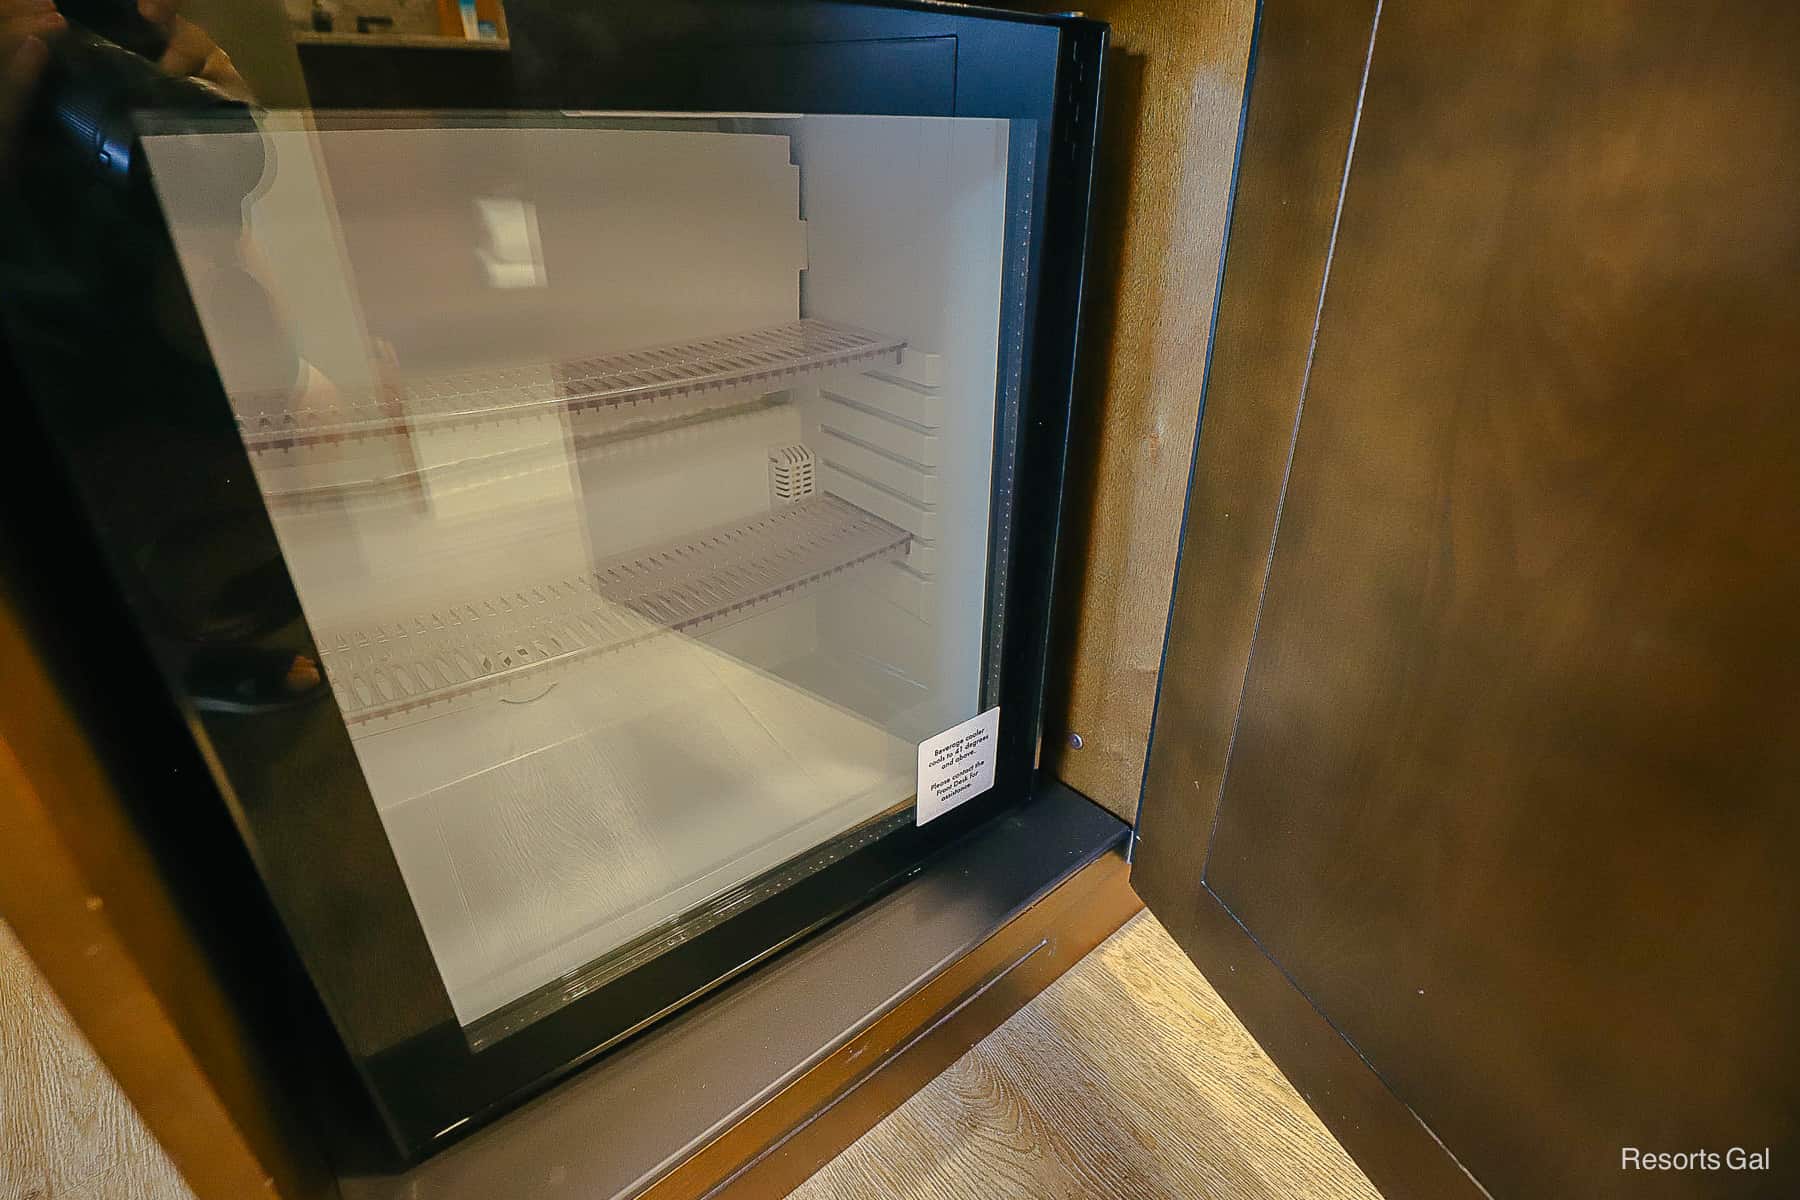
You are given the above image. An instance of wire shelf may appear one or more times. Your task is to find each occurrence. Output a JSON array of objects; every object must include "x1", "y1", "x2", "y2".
[
  {"x1": 235, "y1": 320, "x2": 905, "y2": 453},
  {"x1": 315, "y1": 494, "x2": 911, "y2": 728},
  {"x1": 260, "y1": 395, "x2": 787, "y2": 516}
]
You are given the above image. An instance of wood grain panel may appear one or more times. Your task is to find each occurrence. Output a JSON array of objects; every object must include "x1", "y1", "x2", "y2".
[
  {"x1": 0, "y1": 920, "x2": 194, "y2": 1200},
  {"x1": 1203, "y1": 3, "x2": 1800, "y2": 1197},
  {"x1": 1132, "y1": 0, "x2": 1379, "y2": 889},
  {"x1": 790, "y1": 911, "x2": 1381, "y2": 1200},
  {"x1": 1122, "y1": 10, "x2": 1475, "y2": 1193},
  {"x1": 996, "y1": 0, "x2": 1257, "y2": 821}
]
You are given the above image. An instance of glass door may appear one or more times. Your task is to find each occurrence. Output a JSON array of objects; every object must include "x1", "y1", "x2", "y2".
[
  {"x1": 0, "y1": 0, "x2": 1100, "y2": 1163},
  {"x1": 141, "y1": 110, "x2": 1023, "y2": 1035}
]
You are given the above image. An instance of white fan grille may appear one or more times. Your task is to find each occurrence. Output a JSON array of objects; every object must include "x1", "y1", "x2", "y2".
[{"x1": 768, "y1": 443, "x2": 818, "y2": 505}]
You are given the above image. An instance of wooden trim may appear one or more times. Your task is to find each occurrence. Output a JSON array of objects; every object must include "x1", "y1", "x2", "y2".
[
  {"x1": 637, "y1": 849, "x2": 1144, "y2": 1200},
  {"x1": 0, "y1": 586, "x2": 332, "y2": 1200}
]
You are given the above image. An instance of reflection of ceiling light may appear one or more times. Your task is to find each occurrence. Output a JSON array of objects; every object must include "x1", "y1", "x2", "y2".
[{"x1": 474, "y1": 196, "x2": 547, "y2": 288}]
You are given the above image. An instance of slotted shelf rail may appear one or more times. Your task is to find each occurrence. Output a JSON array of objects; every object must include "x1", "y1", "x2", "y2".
[
  {"x1": 233, "y1": 319, "x2": 905, "y2": 453},
  {"x1": 315, "y1": 494, "x2": 911, "y2": 728}
]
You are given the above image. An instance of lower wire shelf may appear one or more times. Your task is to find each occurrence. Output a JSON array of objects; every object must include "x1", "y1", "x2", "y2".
[{"x1": 315, "y1": 494, "x2": 912, "y2": 728}]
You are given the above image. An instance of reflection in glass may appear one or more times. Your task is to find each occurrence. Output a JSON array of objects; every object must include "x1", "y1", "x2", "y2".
[{"x1": 143, "y1": 113, "x2": 1019, "y2": 1027}]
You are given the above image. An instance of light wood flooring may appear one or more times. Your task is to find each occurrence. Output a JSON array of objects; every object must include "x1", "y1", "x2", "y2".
[
  {"x1": 788, "y1": 911, "x2": 1383, "y2": 1200},
  {"x1": 2, "y1": 911, "x2": 1379, "y2": 1200},
  {"x1": 0, "y1": 920, "x2": 192, "y2": 1200}
]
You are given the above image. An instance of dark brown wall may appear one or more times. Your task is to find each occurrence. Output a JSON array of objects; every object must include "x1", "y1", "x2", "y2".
[{"x1": 1140, "y1": 2, "x2": 1800, "y2": 1197}]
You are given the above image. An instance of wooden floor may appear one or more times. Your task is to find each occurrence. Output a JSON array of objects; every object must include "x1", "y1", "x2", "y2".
[
  {"x1": 788, "y1": 911, "x2": 1383, "y2": 1200},
  {"x1": 0, "y1": 920, "x2": 192, "y2": 1200},
  {"x1": 3, "y1": 911, "x2": 1379, "y2": 1200}
]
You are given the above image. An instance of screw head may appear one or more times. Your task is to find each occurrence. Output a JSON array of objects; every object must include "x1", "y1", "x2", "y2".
[{"x1": 1067, "y1": 732, "x2": 1084, "y2": 750}]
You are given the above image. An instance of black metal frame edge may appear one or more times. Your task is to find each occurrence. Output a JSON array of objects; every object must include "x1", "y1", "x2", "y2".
[{"x1": 996, "y1": 15, "x2": 1107, "y2": 789}]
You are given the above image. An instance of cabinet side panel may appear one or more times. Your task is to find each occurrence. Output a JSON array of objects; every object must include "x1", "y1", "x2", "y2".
[
  {"x1": 1203, "y1": 3, "x2": 1800, "y2": 1196},
  {"x1": 1012, "y1": 0, "x2": 1257, "y2": 821}
]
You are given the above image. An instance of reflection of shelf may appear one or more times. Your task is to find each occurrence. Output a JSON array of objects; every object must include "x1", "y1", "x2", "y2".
[
  {"x1": 316, "y1": 494, "x2": 911, "y2": 727},
  {"x1": 235, "y1": 320, "x2": 905, "y2": 453},
  {"x1": 261, "y1": 395, "x2": 786, "y2": 516},
  {"x1": 293, "y1": 31, "x2": 511, "y2": 51}
]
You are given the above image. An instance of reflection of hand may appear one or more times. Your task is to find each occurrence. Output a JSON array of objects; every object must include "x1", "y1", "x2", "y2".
[
  {"x1": 136, "y1": 0, "x2": 251, "y2": 100},
  {"x1": 2, "y1": 0, "x2": 64, "y2": 155}
]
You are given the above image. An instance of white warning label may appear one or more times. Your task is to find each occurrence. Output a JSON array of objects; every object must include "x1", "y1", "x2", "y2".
[{"x1": 916, "y1": 707, "x2": 1001, "y2": 825}]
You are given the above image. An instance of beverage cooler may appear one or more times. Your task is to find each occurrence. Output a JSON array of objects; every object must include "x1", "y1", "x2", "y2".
[{"x1": 0, "y1": 0, "x2": 1106, "y2": 1180}]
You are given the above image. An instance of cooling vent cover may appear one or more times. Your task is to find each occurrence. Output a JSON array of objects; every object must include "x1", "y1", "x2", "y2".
[{"x1": 768, "y1": 443, "x2": 818, "y2": 505}]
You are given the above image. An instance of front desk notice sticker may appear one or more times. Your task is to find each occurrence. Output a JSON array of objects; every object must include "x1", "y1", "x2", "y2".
[{"x1": 916, "y1": 706, "x2": 1001, "y2": 825}]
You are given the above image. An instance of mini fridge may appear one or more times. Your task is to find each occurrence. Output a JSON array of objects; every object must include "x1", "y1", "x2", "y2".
[{"x1": 0, "y1": 0, "x2": 1104, "y2": 1168}]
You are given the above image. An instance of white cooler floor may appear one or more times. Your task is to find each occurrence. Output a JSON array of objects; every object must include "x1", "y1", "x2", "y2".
[{"x1": 350, "y1": 627, "x2": 915, "y2": 1024}]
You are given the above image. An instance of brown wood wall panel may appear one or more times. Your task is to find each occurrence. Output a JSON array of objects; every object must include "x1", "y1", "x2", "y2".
[
  {"x1": 1004, "y1": 0, "x2": 1257, "y2": 822},
  {"x1": 1200, "y1": 3, "x2": 1800, "y2": 1197},
  {"x1": 1132, "y1": 0, "x2": 1380, "y2": 898}
]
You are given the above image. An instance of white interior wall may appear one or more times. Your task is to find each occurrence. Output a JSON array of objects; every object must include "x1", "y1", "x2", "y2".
[
  {"x1": 309, "y1": 125, "x2": 804, "y2": 369},
  {"x1": 790, "y1": 115, "x2": 1011, "y2": 741},
  {"x1": 287, "y1": 124, "x2": 806, "y2": 623}
]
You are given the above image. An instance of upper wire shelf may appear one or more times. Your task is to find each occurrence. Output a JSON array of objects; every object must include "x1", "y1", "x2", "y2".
[
  {"x1": 260, "y1": 394, "x2": 787, "y2": 516},
  {"x1": 234, "y1": 319, "x2": 906, "y2": 453},
  {"x1": 314, "y1": 494, "x2": 911, "y2": 729}
]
